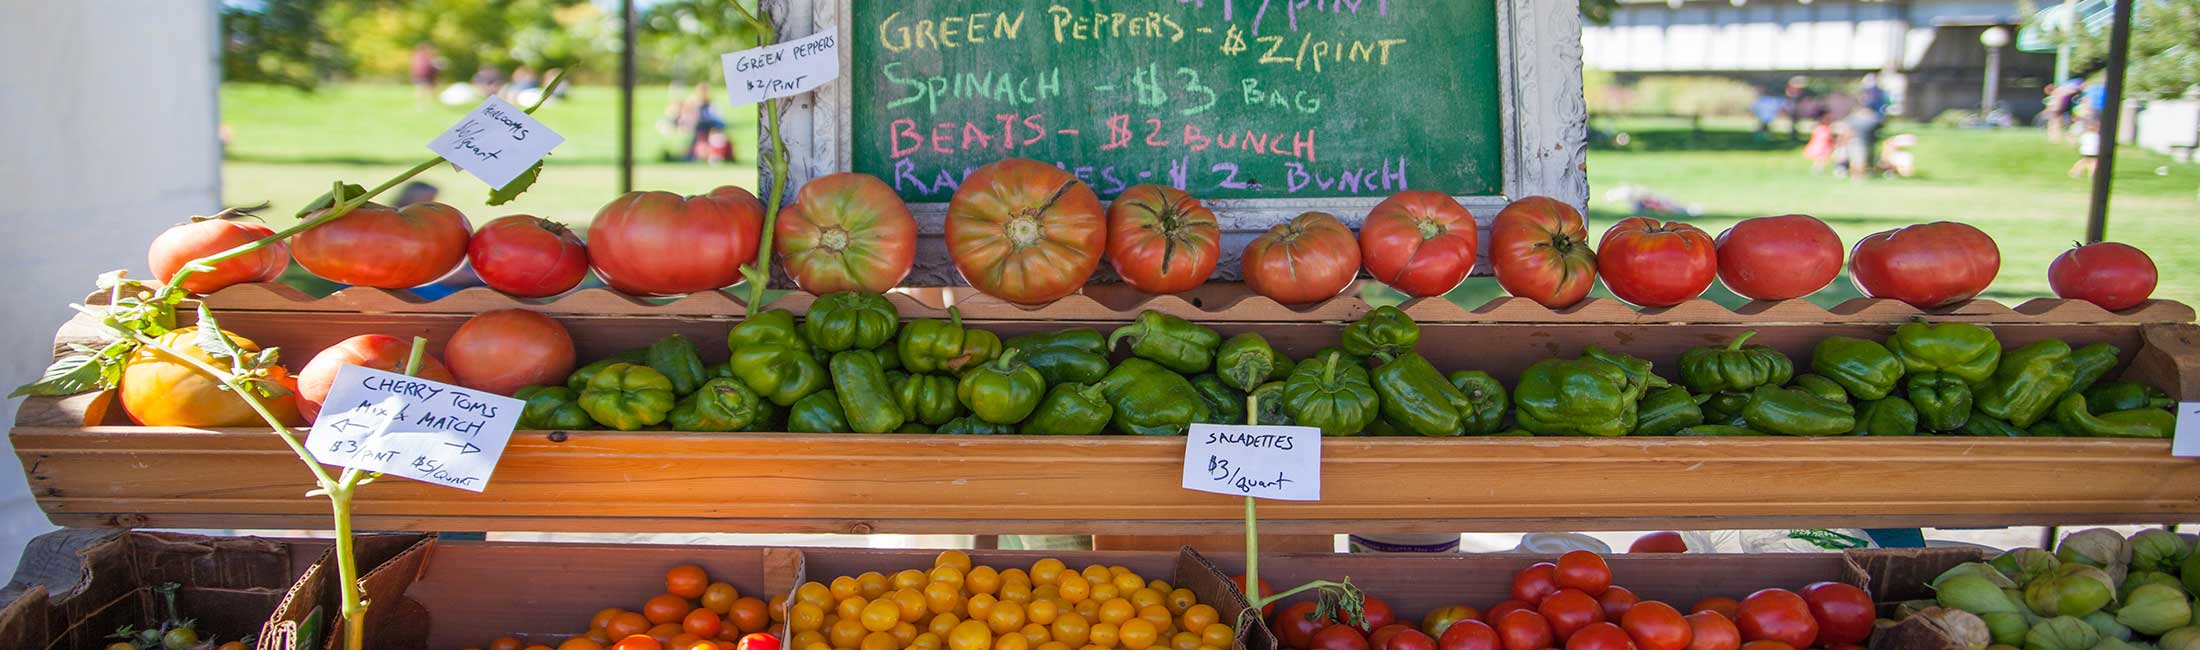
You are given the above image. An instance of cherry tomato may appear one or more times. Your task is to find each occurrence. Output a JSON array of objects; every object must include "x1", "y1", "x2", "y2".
[
  {"x1": 1561, "y1": 623, "x2": 1634, "y2": 650},
  {"x1": 1493, "y1": 610, "x2": 1552, "y2": 650},
  {"x1": 1733, "y1": 590, "x2": 1815, "y2": 649},
  {"x1": 1385, "y1": 628, "x2": 1438, "y2": 650},
  {"x1": 1361, "y1": 597, "x2": 1398, "y2": 631},
  {"x1": 1597, "y1": 587, "x2": 1637, "y2": 620},
  {"x1": 2049, "y1": 242, "x2": 2157, "y2": 310},
  {"x1": 667, "y1": 565, "x2": 710, "y2": 599},
  {"x1": 1537, "y1": 589, "x2": 1606, "y2": 643},
  {"x1": 1275, "y1": 601, "x2": 1332, "y2": 650},
  {"x1": 647, "y1": 594, "x2": 694, "y2": 625},
  {"x1": 1735, "y1": 642, "x2": 1792, "y2": 650},
  {"x1": 1619, "y1": 601, "x2": 1691, "y2": 650},
  {"x1": 1555, "y1": 551, "x2": 1612, "y2": 596},
  {"x1": 686, "y1": 609, "x2": 726, "y2": 639},
  {"x1": 1231, "y1": 576, "x2": 1277, "y2": 615},
  {"x1": 443, "y1": 309, "x2": 575, "y2": 396},
  {"x1": 1627, "y1": 533, "x2": 1688, "y2": 554},
  {"x1": 1714, "y1": 215, "x2": 1842, "y2": 301},
  {"x1": 615, "y1": 636, "x2": 665, "y2": 650},
  {"x1": 705, "y1": 583, "x2": 741, "y2": 614},
  {"x1": 1422, "y1": 606, "x2": 1481, "y2": 637},
  {"x1": 610, "y1": 612, "x2": 654, "y2": 639},
  {"x1": 1682, "y1": 612, "x2": 1739, "y2": 650},
  {"x1": 1370, "y1": 624, "x2": 1414, "y2": 650},
  {"x1": 1311, "y1": 623, "x2": 1370, "y2": 650},
  {"x1": 1690, "y1": 598, "x2": 1739, "y2": 620},
  {"x1": 1797, "y1": 582, "x2": 1873, "y2": 647},
  {"x1": 1436, "y1": 619, "x2": 1500, "y2": 650},
  {"x1": 737, "y1": 633, "x2": 782, "y2": 650},
  {"x1": 1511, "y1": 563, "x2": 1560, "y2": 605},
  {"x1": 469, "y1": 214, "x2": 590, "y2": 298},
  {"x1": 1484, "y1": 601, "x2": 1534, "y2": 624},
  {"x1": 560, "y1": 640, "x2": 608, "y2": 650},
  {"x1": 147, "y1": 216, "x2": 289, "y2": 294}
]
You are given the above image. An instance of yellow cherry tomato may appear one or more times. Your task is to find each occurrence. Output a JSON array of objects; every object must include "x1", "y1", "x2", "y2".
[
  {"x1": 1118, "y1": 620, "x2": 1158, "y2": 650},
  {"x1": 1128, "y1": 589, "x2": 1164, "y2": 612},
  {"x1": 1037, "y1": 643, "x2": 1071, "y2": 650},
  {"x1": 1198, "y1": 624, "x2": 1232, "y2": 649},
  {"x1": 862, "y1": 599, "x2": 903, "y2": 633},
  {"x1": 930, "y1": 566, "x2": 967, "y2": 592},
  {"x1": 1136, "y1": 606, "x2": 1172, "y2": 633},
  {"x1": 914, "y1": 634, "x2": 944, "y2": 650},
  {"x1": 999, "y1": 582, "x2": 1034, "y2": 605},
  {"x1": 937, "y1": 551, "x2": 974, "y2": 573},
  {"x1": 1073, "y1": 600, "x2": 1101, "y2": 621},
  {"x1": 1001, "y1": 568, "x2": 1032, "y2": 586},
  {"x1": 893, "y1": 622, "x2": 920, "y2": 646},
  {"x1": 839, "y1": 597, "x2": 871, "y2": 621},
  {"x1": 968, "y1": 594, "x2": 999, "y2": 623},
  {"x1": 1033, "y1": 585, "x2": 1061, "y2": 602},
  {"x1": 949, "y1": 620, "x2": 994, "y2": 650},
  {"x1": 793, "y1": 631, "x2": 827, "y2": 650},
  {"x1": 1080, "y1": 566, "x2": 1112, "y2": 585},
  {"x1": 1146, "y1": 581, "x2": 1171, "y2": 594},
  {"x1": 1178, "y1": 606, "x2": 1217, "y2": 635},
  {"x1": 1089, "y1": 623, "x2": 1120, "y2": 649},
  {"x1": 929, "y1": 614, "x2": 963, "y2": 639},
  {"x1": 857, "y1": 572, "x2": 891, "y2": 599},
  {"x1": 894, "y1": 570, "x2": 930, "y2": 591},
  {"x1": 967, "y1": 566, "x2": 1003, "y2": 595},
  {"x1": 926, "y1": 582, "x2": 964, "y2": 615},
  {"x1": 1169, "y1": 633, "x2": 1200, "y2": 650},
  {"x1": 792, "y1": 603, "x2": 827, "y2": 632},
  {"x1": 830, "y1": 618, "x2": 869, "y2": 648},
  {"x1": 831, "y1": 577, "x2": 863, "y2": 602},
  {"x1": 1051, "y1": 612, "x2": 1091, "y2": 647},
  {"x1": 861, "y1": 631, "x2": 899, "y2": 650},
  {"x1": 1164, "y1": 590, "x2": 1196, "y2": 616},
  {"x1": 1110, "y1": 573, "x2": 1144, "y2": 595},
  {"x1": 1097, "y1": 600, "x2": 1135, "y2": 625},
  {"x1": 1088, "y1": 584, "x2": 1121, "y2": 604},
  {"x1": 1031, "y1": 559, "x2": 1067, "y2": 585},
  {"x1": 1019, "y1": 623, "x2": 1051, "y2": 647},
  {"x1": 995, "y1": 634, "x2": 1030, "y2": 650},
  {"x1": 1056, "y1": 575, "x2": 1091, "y2": 604},
  {"x1": 1027, "y1": 599, "x2": 1060, "y2": 626},
  {"x1": 988, "y1": 601, "x2": 1027, "y2": 635},
  {"x1": 799, "y1": 582, "x2": 834, "y2": 610},
  {"x1": 893, "y1": 588, "x2": 930, "y2": 622}
]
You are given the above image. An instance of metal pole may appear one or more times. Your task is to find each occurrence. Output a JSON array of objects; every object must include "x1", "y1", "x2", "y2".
[
  {"x1": 619, "y1": 0, "x2": 637, "y2": 194},
  {"x1": 1982, "y1": 45, "x2": 2002, "y2": 117},
  {"x1": 2085, "y1": 0, "x2": 2134, "y2": 243}
]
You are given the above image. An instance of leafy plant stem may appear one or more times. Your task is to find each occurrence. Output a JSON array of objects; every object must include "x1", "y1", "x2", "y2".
[{"x1": 733, "y1": 1, "x2": 791, "y2": 310}]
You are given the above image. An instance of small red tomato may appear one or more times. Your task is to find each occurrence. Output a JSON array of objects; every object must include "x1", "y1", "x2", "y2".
[
  {"x1": 1371, "y1": 625, "x2": 1415, "y2": 650},
  {"x1": 2048, "y1": 242, "x2": 2158, "y2": 311},
  {"x1": 1690, "y1": 598, "x2": 1739, "y2": 620},
  {"x1": 1437, "y1": 619, "x2": 1501, "y2": 650},
  {"x1": 1683, "y1": 612, "x2": 1739, "y2": 650},
  {"x1": 1387, "y1": 629, "x2": 1439, "y2": 650},
  {"x1": 1735, "y1": 642, "x2": 1792, "y2": 650},
  {"x1": 1513, "y1": 563, "x2": 1561, "y2": 605},
  {"x1": 1423, "y1": 606, "x2": 1482, "y2": 638},
  {"x1": 1485, "y1": 600, "x2": 1535, "y2": 624},
  {"x1": 616, "y1": 635, "x2": 665, "y2": 650},
  {"x1": 1597, "y1": 217, "x2": 1717, "y2": 307},
  {"x1": 1538, "y1": 589, "x2": 1607, "y2": 643},
  {"x1": 1277, "y1": 601, "x2": 1333, "y2": 650},
  {"x1": 1362, "y1": 597, "x2": 1399, "y2": 631},
  {"x1": 735, "y1": 633, "x2": 779, "y2": 650},
  {"x1": 1312, "y1": 623, "x2": 1371, "y2": 650},
  {"x1": 1494, "y1": 610, "x2": 1553, "y2": 650},
  {"x1": 1733, "y1": 589, "x2": 1816, "y2": 649},
  {"x1": 1233, "y1": 576, "x2": 1278, "y2": 616},
  {"x1": 1619, "y1": 601, "x2": 1691, "y2": 650},
  {"x1": 1563, "y1": 622, "x2": 1636, "y2": 650},
  {"x1": 1714, "y1": 215, "x2": 1842, "y2": 301},
  {"x1": 1628, "y1": 532, "x2": 1688, "y2": 554},
  {"x1": 1597, "y1": 587, "x2": 1638, "y2": 620},
  {"x1": 469, "y1": 215, "x2": 590, "y2": 298},
  {"x1": 1823, "y1": 644, "x2": 1865, "y2": 650},
  {"x1": 1555, "y1": 551, "x2": 1612, "y2": 596},
  {"x1": 1798, "y1": 582, "x2": 1874, "y2": 647}
]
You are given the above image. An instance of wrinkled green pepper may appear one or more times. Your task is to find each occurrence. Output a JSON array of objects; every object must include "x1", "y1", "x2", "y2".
[
  {"x1": 828, "y1": 350, "x2": 905, "y2": 433},
  {"x1": 937, "y1": 415, "x2": 1017, "y2": 435},
  {"x1": 516, "y1": 386, "x2": 593, "y2": 430},
  {"x1": 1582, "y1": 346, "x2": 1669, "y2": 399},
  {"x1": 1679, "y1": 331, "x2": 1793, "y2": 395},
  {"x1": 1742, "y1": 385, "x2": 1856, "y2": 436},
  {"x1": 1679, "y1": 424, "x2": 1759, "y2": 436},
  {"x1": 1812, "y1": 336, "x2": 1904, "y2": 401},
  {"x1": 568, "y1": 352, "x2": 643, "y2": 392},
  {"x1": 728, "y1": 309, "x2": 809, "y2": 351},
  {"x1": 2054, "y1": 393, "x2": 2175, "y2": 438},
  {"x1": 958, "y1": 349, "x2": 1046, "y2": 425},
  {"x1": 1957, "y1": 412, "x2": 2029, "y2": 437},
  {"x1": 1907, "y1": 372, "x2": 1975, "y2": 432},
  {"x1": 892, "y1": 372, "x2": 964, "y2": 426},
  {"x1": 2084, "y1": 382, "x2": 2173, "y2": 413},
  {"x1": 1975, "y1": 339, "x2": 2077, "y2": 428},
  {"x1": 1096, "y1": 358, "x2": 1210, "y2": 436},
  {"x1": 1515, "y1": 358, "x2": 1637, "y2": 437},
  {"x1": 749, "y1": 399, "x2": 784, "y2": 432},
  {"x1": 1888, "y1": 321, "x2": 2002, "y2": 384},
  {"x1": 1372, "y1": 353, "x2": 1469, "y2": 436},
  {"x1": 1634, "y1": 386, "x2": 1705, "y2": 436},
  {"x1": 787, "y1": 389, "x2": 851, "y2": 433},
  {"x1": 646, "y1": 333, "x2": 709, "y2": 395},
  {"x1": 1110, "y1": 310, "x2": 1222, "y2": 374},
  {"x1": 669, "y1": 378, "x2": 764, "y2": 432},
  {"x1": 1003, "y1": 329, "x2": 1112, "y2": 386},
  {"x1": 1850, "y1": 398, "x2": 1919, "y2": 436},
  {"x1": 1341, "y1": 306, "x2": 1419, "y2": 359},
  {"x1": 1702, "y1": 391, "x2": 1752, "y2": 425},
  {"x1": 1217, "y1": 333, "x2": 1292, "y2": 392},
  {"x1": 1447, "y1": 371, "x2": 1510, "y2": 435},
  {"x1": 872, "y1": 344, "x2": 901, "y2": 372},
  {"x1": 897, "y1": 307, "x2": 1001, "y2": 374},
  {"x1": 1791, "y1": 374, "x2": 1849, "y2": 404},
  {"x1": 803, "y1": 291, "x2": 900, "y2": 352},
  {"x1": 1280, "y1": 354, "x2": 1379, "y2": 437},
  {"x1": 1021, "y1": 383, "x2": 1113, "y2": 435},
  {"x1": 1249, "y1": 381, "x2": 1293, "y2": 426},
  {"x1": 728, "y1": 344, "x2": 829, "y2": 406},
  {"x1": 2065, "y1": 342, "x2": 2121, "y2": 393},
  {"x1": 577, "y1": 363, "x2": 677, "y2": 431},
  {"x1": 1191, "y1": 373, "x2": 1247, "y2": 425}
]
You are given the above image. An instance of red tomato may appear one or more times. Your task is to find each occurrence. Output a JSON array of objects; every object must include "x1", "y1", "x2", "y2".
[
  {"x1": 1538, "y1": 589, "x2": 1606, "y2": 643},
  {"x1": 1312, "y1": 623, "x2": 1371, "y2": 650},
  {"x1": 1276, "y1": 601, "x2": 1333, "y2": 649},
  {"x1": 1619, "y1": 602, "x2": 1690, "y2": 650},
  {"x1": 1847, "y1": 221, "x2": 2001, "y2": 309},
  {"x1": 1484, "y1": 600, "x2": 1534, "y2": 624},
  {"x1": 1596, "y1": 218, "x2": 1717, "y2": 307},
  {"x1": 735, "y1": 633, "x2": 780, "y2": 650},
  {"x1": 293, "y1": 201, "x2": 471, "y2": 288},
  {"x1": 1733, "y1": 590, "x2": 1816, "y2": 649},
  {"x1": 1682, "y1": 612, "x2": 1739, "y2": 650},
  {"x1": 1232, "y1": 575, "x2": 1278, "y2": 615},
  {"x1": 1797, "y1": 583, "x2": 1873, "y2": 647},
  {"x1": 588, "y1": 186, "x2": 763, "y2": 296},
  {"x1": 1714, "y1": 215, "x2": 1842, "y2": 301},
  {"x1": 1556, "y1": 551, "x2": 1612, "y2": 596},
  {"x1": 1361, "y1": 597, "x2": 1398, "y2": 631},
  {"x1": 2048, "y1": 242, "x2": 2157, "y2": 311},
  {"x1": 469, "y1": 215, "x2": 589, "y2": 298},
  {"x1": 1360, "y1": 190, "x2": 1478, "y2": 297},
  {"x1": 1106, "y1": 184, "x2": 1220, "y2": 295},
  {"x1": 1423, "y1": 606, "x2": 1482, "y2": 637},
  {"x1": 1628, "y1": 532, "x2": 1688, "y2": 554},
  {"x1": 1371, "y1": 624, "x2": 1416, "y2": 650},
  {"x1": 444, "y1": 309, "x2": 576, "y2": 395},
  {"x1": 1734, "y1": 642, "x2": 1791, "y2": 650},
  {"x1": 1563, "y1": 623, "x2": 1635, "y2": 650},
  {"x1": 1387, "y1": 628, "x2": 1438, "y2": 650},
  {"x1": 1490, "y1": 196, "x2": 1597, "y2": 309},
  {"x1": 1824, "y1": 644, "x2": 1865, "y2": 650},
  {"x1": 777, "y1": 172, "x2": 917, "y2": 294},
  {"x1": 1690, "y1": 599, "x2": 1739, "y2": 620},
  {"x1": 1512, "y1": 563, "x2": 1560, "y2": 605},
  {"x1": 1493, "y1": 610, "x2": 1552, "y2": 650},
  {"x1": 1597, "y1": 587, "x2": 1637, "y2": 620},
  {"x1": 615, "y1": 635, "x2": 664, "y2": 650},
  {"x1": 148, "y1": 216, "x2": 290, "y2": 294},
  {"x1": 946, "y1": 158, "x2": 1107, "y2": 304},
  {"x1": 1437, "y1": 619, "x2": 1501, "y2": 650},
  {"x1": 1242, "y1": 211, "x2": 1362, "y2": 305},
  {"x1": 296, "y1": 334, "x2": 457, "y2": 421}
]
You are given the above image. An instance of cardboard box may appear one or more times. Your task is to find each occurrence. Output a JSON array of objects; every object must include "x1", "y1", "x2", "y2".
[{"x1": 0, "y1": 530, "x2": 320, "y2": 650}]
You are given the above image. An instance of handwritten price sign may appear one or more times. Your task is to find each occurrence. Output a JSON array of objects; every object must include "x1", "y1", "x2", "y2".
[
  {"x1": 426, "y1": 96, "x2": 564, "y2": 188},
  {"x1": 303, "y1": 365, "x2": 523, "y2": 492},
  {"x1": 2175, "y1": 402, "x2": 2200, "y2": 458},
  {"x1": 1181, "y1": 424, "x2": 1320, "y2": 501}
]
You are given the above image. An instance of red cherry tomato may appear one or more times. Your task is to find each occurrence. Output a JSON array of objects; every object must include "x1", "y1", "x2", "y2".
[
  {"x1": 1683, "y1": 612, "x2": 1739, "y2": 650},
  {"x1": 1493, "y1": 610, "x2": 1552, "y2": 650},
  {"x1": 1490, "y1": 196, "x2": 1597, "y2": 309},
  {"x1": 1387, "y1": 628, "x2": 1439, "y2": 650},
  {"x1": 1361, "y1": 597, "x2": 1398, "y2": 631},
  {"x1": 1276, "y1": 601, "x2": 1333, "y2": 650},
  {"x1": 1232, "y1": 575, "x2": 1277, "y2": 615},
  {"x1": 1361, "y1": 190, "x2": 1478, "y2": 297},
  {"x1": 615, "y1": 635, "x2": 664, "y2": 650},
  {"x1": 1798, "y1": 582, "x2": 1874, "y2": 647},
  {"x1": 1597, "y1": 586, "x2": 1637, "y2": 621},
  {"x1": 293, "y1": 201, "x2": 471, "y2": 288},
  {"x1": 443, "y1": 309, "x2": 576, "y2": 396},
  {"x1": 1619, "y1": 601, "x2": 1691, "y2": 650},
  {"x1": 1733, "y1": 589, "x2": 1816, "y2": 649},
  {"x1": 1485, "y1": 600, "x2": 1533, "y2": 625},
  {"x1": 1563, "y1": 622, "x2": 1635, "y2": 650},
  {"x1": 2048, "y1": 242, "x2": 2157, "y2": 311},
  {"x1": 1512, "y1": 563, "x2": 1560, "y2": 605},
  {"x1": 147, "y1": 216, "x2": 290, "y2": 294},
  {"x1": 1371, "y1": 625, "x2": 1414, "y2": 650},
  {"x1": 1437, "y1": 619, "x2": 1501, "y2": 650},
  {"x1": 1596, "y1": 217, "x2": 1717, "y2": 307},
  {"x1": 468, "y1": 215, "x2": 589, "y2": 298},
  {"x1": 1735, "y1": 642, "x2": 1792, "y2": 650},
  {"x1": 1691, "y1": 598, "x2": 1739, "y2": 620},
  {"x1": 1714, "y1": 215, "x2": 1842, "y2": 301},
  {"x1": 1847, "y1": 221, "x2": 2001, "y2": 309},
  {"x1": 1312, "y1": 623, "x2": 1371, "y2": 650},
  {"x1": 735, "y1": 633, "x2": 780, "y2": 650},
  {"x1": 1538, "y1": 589, "x2": 1607, "y2": 643},
  {"x1": 1556, "y1": 551, "x2": 1613, "y2": 595},
  {"x1": 1628, "y1": 532, "x2": 1688, "y2": 554},
  {"x1": 296, "y1": 334, "x2": 457, "y2": 421}
]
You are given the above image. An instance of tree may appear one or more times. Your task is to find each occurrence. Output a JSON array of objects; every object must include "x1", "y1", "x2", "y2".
[
  {"x1": 220, "y1": 0, "x2": 346, "y2": 90},
  {"x1": 638, "y1": 0, "x2": 764, "y2": 84},
  {"x1": 2063, "y1": 0, "x2": 2200, "y2": 99}
]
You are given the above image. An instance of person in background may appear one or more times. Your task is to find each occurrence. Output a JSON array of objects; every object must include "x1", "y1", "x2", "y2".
[
  {"x1": 471, "y1": 65, "x2": 506, "y2": 101},
  {"x1": 1844, "y1": 75, "x2": 1887, "y2": 182},
  {"x1": 1804, "y1": 114, "x2": 1837, "y2": 175},
  {"x1": 2071, "y1": 118, "x2": 2102, "y2": 178},
  {"x1": 410, "y1": 43, "x2": 440, "y2": 110},
  {"x1": 506, "y1": 66, "x2": 541, "y2": 105},
  {"x1": 1751, "y1": 92, "x2": 1784, "y2": 141},
  {"x1": 396, "y1": 181, "x2": 440, "y2": 208},
  {"x1": 1782, "y1": 75, "x2": 1813, "y2": 140},
  {"x1": 2043, "y1": 81, "x2": 2075, "y2": 144}
]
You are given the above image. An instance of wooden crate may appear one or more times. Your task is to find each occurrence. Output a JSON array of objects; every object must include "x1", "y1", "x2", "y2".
[
  {"x1": 12, "y1": 284, "x2": 2200, "y2": 535},
  {"x1": 0, "y1": 530, "x2": 327, "y2": 650}
]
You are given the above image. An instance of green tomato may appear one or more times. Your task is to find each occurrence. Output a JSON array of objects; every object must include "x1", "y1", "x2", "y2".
[{"x1": 162, "y1": 627, "x2": 199, "y2": 650}]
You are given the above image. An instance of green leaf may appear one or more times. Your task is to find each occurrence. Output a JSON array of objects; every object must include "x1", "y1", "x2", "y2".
[
  {"x1": 193, "y1": 304, "x2": 241, "y2": 363},
  {"x1": 11, "y1": 353, "x2": 106, "y2": 397},
  {"x1": 487, "y1": 160, "x2": 545, "y2": 206},
  {"x1": 94, "y1": 269, "x2": 131, "y2": 290},
  {"x1": 295, "y1": 182, "x2": 367, "y2": 218}
]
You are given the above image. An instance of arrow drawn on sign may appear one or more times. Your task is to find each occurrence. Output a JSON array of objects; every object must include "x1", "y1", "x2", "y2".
[
  {"x1": 443, "y1": 441, "x2": 483, "y2": 454},
  {"x1": 326, "y1": 419, "x2": 366, "y2": 433}
]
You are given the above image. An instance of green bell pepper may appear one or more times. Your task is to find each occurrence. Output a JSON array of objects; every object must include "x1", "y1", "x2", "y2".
[
  {"x1": 669, "y1": 378, "x2": 765, "y2": 432},
  {"x1": 1096, "y1": 358, "x2": 1210, "y2": 436},
  {"x1": 1702, "y1": 391, "x2": 1751, "y2": 425},
  {"x1": 1850, "y1": 398, "x2": 1920, "y2": 436},
  {"x1": 578, "y1": 362, "x2": 677, "y2": 431},
  {"x1": 1790, "y1": 374, "x2": 1849, "y2": 404},
  {"x1": 1582, "y1": 346, "x2": 1669, "y2": 399},
  {"x1": 937, "y1": 415, "x2": 1017, "y2": 435},
  {"x1": 1217, "y1": 333, "x2": 1292, "y2": 392},
  {"x1": 1249, "y1": 381, "x2": 1293, "y2": 426},
  {"x1": 1742, "y1": 385, "x2": 1856, "y2": 436},
  {"x1": 1812, "y1": 336, "x2": 1904, "y2": 401},
  {"x1": 1975, "y1": 339, "x2": 2077, "y2": 428},
  {"x1": 873, "y1": 344, "x2": 902, "y2": 372},
  {"x1": 1372, "y1": 353, "x2": 1469, "y2": 436},
  {"x1": 803, "y1": 291, "x2": 900, "y2": 352},
  {"x1": 1021, "y1": 382, "x2": 1113, "y2": 435},
  {"x1": 829, "y1": 350, "x2": 905, "y2": 433},
  {"x1": 2084, "y1": 382, "x2": 2173, "y2": 413},
  {"x1": 1907, "y1": 372, "x2": 1975, "y2": 432},
  {"x1": 749, "y1": 398, "x2": 784, "y2": 432},
  {"x1": 1957, "y1": 412, "x2": 2029, "y2": 437},
  {"x1": 1888, "y1": 321, "x2": 2002, "y2": 384},
  {"x1": 1678, "y1": 424, "x2": 1759, "y2": 436},
  {"x1": 515, "y1": 386, "x2": 593, "y2": 430},
  {"x1": 897, "y1": 422, "x2": 934, "y2": 434},
  {"x1": 1280, "y1": 354, "x2": 1379, "y2": 437},
  {"x1": 897, "y1": 307, "x2": 1001, "y2": 374},
  {"x1": 1341, "y1": 306, "x2": 1419, "y2": 359},
  {"x1": 892, "y1": 372, "x2": 964, "y2": 426},
  {"x1": 1679, "y1": 331, "x2": 1794, "y2": 395},
  {"x1": 646, "y1": 333, "x2": 709, "y2": 395},
  {"x1": 1515, "y1": 358, "x2": 1637, "y2": 437},
  {"x1": 2066, "y1": 342, "x2": 2121, "y2": 393},
  {"x1": 728, "y1": 344, "x2": 829, "y2": 407},
  {"x1": 2054, "y1": 393, "x2": 2175, "y2": 438},
  {"x1": 1634, "y1": 386, "x2": 1705, "y2": 436},
  {"x1": 567, "y1": 351, "x2": 644, "y2": 392},
  {"x1": 728, "y1": 309, "x2": 809, "y2": 351},
  {"x1": 787, "y1": 389, "x2": 851, "y2": 433},
  {"x1": 958, "y1": 349, "x2": 1046, "y2": 425},
  {"x1": 2029, "y1": 419, "x2": 2068, "y2": 436},
  {"x1": 1446, "y1": 371, "x2": 1510, "y2": 435},
  {"x1": 1191, "y1": 373, "x2": 1247, "y2": 425},
  {"x1": 1109, "y1": 310, "x2": 1222, "y2": 374},
  {"x1": 1003, "y1": 329, "x2": 1112, "y2": 386}
]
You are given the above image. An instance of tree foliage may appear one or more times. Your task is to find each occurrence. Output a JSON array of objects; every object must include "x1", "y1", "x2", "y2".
[
  {"x1": 220, "y1": 0, "x2": 346, "y2": 90},
  {"x1": 2059, "y1": 0, "x2": 2200, "y2": 99}
]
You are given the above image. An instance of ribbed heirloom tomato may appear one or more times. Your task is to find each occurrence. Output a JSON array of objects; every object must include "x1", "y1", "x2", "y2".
[
  {"x1": 296, "y1": 334, "x2": 457, "y2": 421},
  {"x1": 147, "y1": 216, "x2": 290, "y2": 294},
  {"x1": 469, "y1": 215, "x2": 590, "y2": 298},
  {"x1": 1360, "y1": 190, "x2": 1478, "y2": 297},
  {"x1": 945, "y1": 158, "x2": 1107, "y2": 304},
  {"x1": 1106, "y1": 184, "x2": 1220, "y2": 295},
  {"x1": 1241, "y1": 211, "x2": 1361, "y2": 305},
  {"x1": 119, "y1": 328, "x2": 305, "y2": 427},
  {"x1": 1491, "y1": 196, "x2": 1597, "y2": 308},
  {"x1": 1847, "y1": 221, "x2": 2000, "y2": 309},
  {"x1": 292, "y1": 201, "x2": 471, "y2": 288},
  {"x1": 589, "y1": 186, "x2": 764, "y2": 296},
  {"x1": 1598, "y1": 218, "x2": 1716, "y2": 307},
  {"x1": 443, "y1": 309, "x2": 576, "y2": 395},
  {"x1": 777, "y1": 172, "x2": 917, "y2": 294}
]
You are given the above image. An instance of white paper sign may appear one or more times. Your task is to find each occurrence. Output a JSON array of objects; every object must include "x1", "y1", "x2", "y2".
[
  {"x1": 303, "y1": 364, "x2": 523, "y2": 492},
  {"x1": 722, "y1": 29, "x2": 841, "y2": 106},
  {"x1": 2175, "y1": 402, "x2": 2200, "y2": 457},
  {"x1": 425, "y1": 96, "x2": 564, "y2": 188},
  {"x1": 1181, "y1": 424, "x2": 1321, "y2": 501}
]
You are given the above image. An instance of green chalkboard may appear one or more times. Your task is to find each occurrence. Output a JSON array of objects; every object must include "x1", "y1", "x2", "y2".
[{"x1": 849, "y1": 1, "x2": 1503, "y2": 204}]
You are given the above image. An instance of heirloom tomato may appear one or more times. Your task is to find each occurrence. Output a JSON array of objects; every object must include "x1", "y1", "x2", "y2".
[
  {"x1": 469, "y1": 215, "x2": 589, "y2": 298},
  {"x1": 1107, "y1": 184, "x2": 1220, "y2": 294},
  {"x1": 945, "y1": 159, "x2": 1107, "y2": 304},
  {"x1": 1490, "y1": 196, "x2": 1597, "y2": 308},
  {"x1": 296, "y1": 334, "x2": 456, "y2": 421},
  {"x1": 1241, "y1": 211, "x2": 1361, "y2": 305},
  {"x1": 1714, "y1": 215, "x2": 1842, "y2": 301},
  {"x1": 148, "y1": 216, "x2": 289, "y2": 294},
  {"x1": 1598, "y1": 218, "x2": 1716, "y2": 307},
  {"x1": 2048, "y1": 242, "x2": 2157, "y2": 310},
  {"x1": 443, "y1": 309, "x2": 575, "y2": 395},
  {"x1": 1847, "y1": 221, "x2": 2000, "y2": 309},
  {"x1": 119, "y1": 327, "x2": 303, "y2": 427},
  {"x1": 589, "y1": 186, "x2": 764, "y2": 296},
  {"x1": 1361, "y1": 190, "x2": 1477, "y2": 297},
  {"x1": 777, "y1": 173, "x2": 917, "y2": 294},
  {"x1": 292, "y1": 201, "x2": 470, "y2": 288}
]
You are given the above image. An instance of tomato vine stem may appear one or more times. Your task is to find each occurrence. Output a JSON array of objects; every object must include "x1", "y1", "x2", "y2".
[{"x1": 732, "y1": 1, "x2": 791, "y2": 310}]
